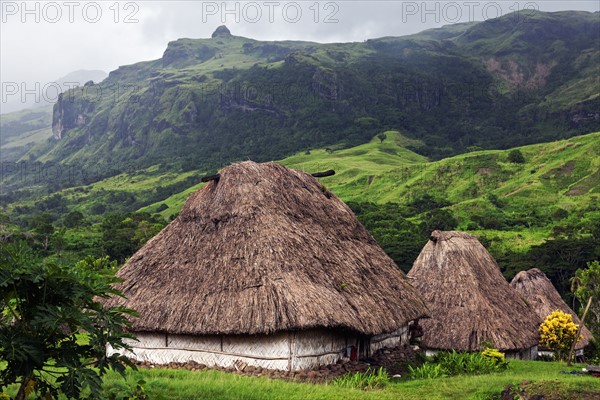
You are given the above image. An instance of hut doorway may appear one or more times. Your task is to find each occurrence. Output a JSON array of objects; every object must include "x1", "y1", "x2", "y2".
[{"x1": 358, "y1": 336, "x2": 371, "y2": 359}]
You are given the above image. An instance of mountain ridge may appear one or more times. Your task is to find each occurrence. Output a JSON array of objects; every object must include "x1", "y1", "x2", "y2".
[{"x1": 1, "y1": 10, "x2": 599, "y2": 203}]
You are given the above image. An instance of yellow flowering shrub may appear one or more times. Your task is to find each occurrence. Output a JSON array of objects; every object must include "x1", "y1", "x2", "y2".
[
  {"x1": 539, "y1": 310, "x2": 579, "y2": 361},
  {"x1": 480, "y1": 347, "x2": 507, "y2": 367}
]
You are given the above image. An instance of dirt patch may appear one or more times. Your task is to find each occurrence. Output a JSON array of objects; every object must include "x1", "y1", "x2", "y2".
[
  {"x1": 484, "y1": 58, "x2": 554, "y2": 90},
  {"x1": 542, "y1": 160, "x2": 576, "y2": 180},
  {"x1": 504, "y1": 184, "x2": 532, "y2": 198},
  {"x1": 566, "y1": 169, "x2": 600, "y2": 196},
  {"x1": 133, "y1": 358, "x2": 367, "y2": 383},
  {"x1": 567, "y1": 185, "x2": 588, "y2": 196},
  {"x1": 499, "y1": 380, "x2": 600, "y2": 400},
  {"x1": 131, "y1": 345, "x2": 420, "y2": 383}
]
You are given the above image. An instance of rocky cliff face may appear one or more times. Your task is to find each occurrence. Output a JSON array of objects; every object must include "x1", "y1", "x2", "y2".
[
  {"x1": 52, "y1": 92, "x2": 94, "y2": 140},
  {"x1": 162, "y1": 41, "x2": 216, "y2": 68}
]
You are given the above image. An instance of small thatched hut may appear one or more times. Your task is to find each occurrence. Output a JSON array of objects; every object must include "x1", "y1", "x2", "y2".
[
  {"x1": 510, "y1": 268, "x2": 593, "y2": 355},
  {"x1": 407, "y1": 231, "x2": 539, "y2": 359},
  {"x1": 105, "y1": 161, "x2": 428, "y2": 370}
]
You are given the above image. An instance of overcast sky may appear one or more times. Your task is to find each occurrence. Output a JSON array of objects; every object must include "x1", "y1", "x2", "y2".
[{"x1": 1, "y1": 1, "x2": 598, "y2": 112}]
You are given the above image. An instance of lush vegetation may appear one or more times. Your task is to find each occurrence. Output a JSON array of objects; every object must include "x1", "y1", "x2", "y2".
[
  {"x1": 0, "y1": 244, "x2": 135, "y2": 399},
  {"x1": 3, "y1": 360, "x2": 598, "y2": 400},
  {"x1": 573, "y1": 261, "x2": 600, "y2": 363},
  {"x1": 573, "y1": 261, "x2": 600, "y2": 333},
  {"x1": 408, "y1": 350, "x2": 508, "y2": 380}
]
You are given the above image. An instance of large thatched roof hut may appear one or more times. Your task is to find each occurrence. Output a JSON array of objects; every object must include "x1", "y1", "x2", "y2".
[
  {"x1": 407, "y1": 231, "x2": 539, "y2": 359},
  {"x1": 106, "y1": 161, "x2": 428, "y2": 370},
  {"x1": 510, "y1": 268, "x2": 593, "y2": 352}
]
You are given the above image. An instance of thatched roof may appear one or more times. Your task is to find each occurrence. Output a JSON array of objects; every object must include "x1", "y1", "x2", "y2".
[
  {"x1": 407, "y1": 231, "x2": 539, "y2": 352},
  {"x1": 510, "y1": 268, "x2": 593, "y2": 350},
  {"x1": 105, "y1": 161, "x2": 428, "y2": 336}
]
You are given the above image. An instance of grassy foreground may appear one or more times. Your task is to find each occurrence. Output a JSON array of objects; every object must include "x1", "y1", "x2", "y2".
[{"x1": 96, "y1": 360, "x2": 598, "y2": 400}]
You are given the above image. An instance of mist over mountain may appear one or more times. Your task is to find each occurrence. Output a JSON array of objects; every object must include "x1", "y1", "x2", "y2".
[{"x1": 1, "y1": 69, "x2": 107, "y2": 114}]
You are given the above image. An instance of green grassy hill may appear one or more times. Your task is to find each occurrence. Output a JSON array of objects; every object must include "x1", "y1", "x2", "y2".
[
  {"x1": 143, "y1": 130, "x2": 599, "y2": 223},
  {"x1": 283, "y1": 130, "x2": 599, "y2": 207}
]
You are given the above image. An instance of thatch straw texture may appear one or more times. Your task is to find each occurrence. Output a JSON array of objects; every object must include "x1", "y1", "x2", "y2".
[
  {"x1": 105, "y1": 161, "x2": 428, "y2": 336},
  {"x1": 407, "y1": 231, "x2": 539, "y2": 352},
  {"x1": 510, "y1": 268, "x2": 593, "y2": 350}
]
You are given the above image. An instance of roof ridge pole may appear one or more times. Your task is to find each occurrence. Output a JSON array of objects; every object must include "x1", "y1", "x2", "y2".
[{"x1": 567, "y1": 296, "x2": 593, "y2": 366}]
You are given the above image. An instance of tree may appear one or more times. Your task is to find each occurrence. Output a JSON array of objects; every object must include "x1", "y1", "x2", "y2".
[
  {"x1": 538, "y1": 310, "x2": 579, "y2": 361},
  {"x1": 408, "y1": 194, "x2": 451, "y2": 215},
  {"x1": 51, "y1": 227, "x2": 67, "y2": 257},
  {"x1": 419, "y1": 209, "x2": 458, "y2": 237},
  {"x1": 376, "y1": 132, "x2": 387, "y2": 143},
  {"x1": 572, "y1": 261, "x2": 600, "y2": 335},
  {"x1": 100, "y1": 213, "x2": 167, "y2": 263},
  {"x1": 466, "y1": 145, "x2": 483, "y2": 153},
  {"x1": 29, "y1": 213, "x2": 55, "y2": 250},
  {"x1": 63, "y1": 211, "x2": 85, "y2": 228},
  {"x1": 507, "y1": 149, "x2": 525, "y2": 164},
  {"x1": 0, "y1": 242, "x2": 136, "y2": 399}
]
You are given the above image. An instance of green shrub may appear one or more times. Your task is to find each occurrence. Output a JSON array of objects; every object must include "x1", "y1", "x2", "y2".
[
  {"x1": 481, "y1": 348, "x2": 509, "y2": 370},
  {"x1": 409, "y1": 350, "x2": 508, "y2": 380},
  {"x1": 583, "y1": 338, "x2": 600, "y2": 365},
  {"x1": 408, "y1": 363, "x2": 448, "y2": 379},
  {"x1": 507, "y1": 149, "x2": 526, "y2": 163},
  {"x1": 0, "y1": 393, "x2": 10, "y2": 400},
  {"x1": 104, "y1": 379, "x2": 148, "y2": 400},
  {"x1": 332, "y1": 367, "x2": 389, "y2": 390}
]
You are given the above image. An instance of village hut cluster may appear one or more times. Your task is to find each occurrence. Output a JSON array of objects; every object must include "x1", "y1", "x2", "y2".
[{"x1": 105, "y1": 161, "x2": 593, "y2": 370}]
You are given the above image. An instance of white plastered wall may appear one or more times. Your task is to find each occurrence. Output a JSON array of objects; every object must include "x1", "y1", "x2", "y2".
[{"x1": 107, "y1": 324, "x2": 412, "y2": 371}]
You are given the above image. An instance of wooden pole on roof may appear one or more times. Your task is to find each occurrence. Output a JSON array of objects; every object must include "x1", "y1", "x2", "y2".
[
  {"x1": 311, "y1": 170, "x2": 335, "y2": 178},
  {"x1": 201, "y1": 174, "x2": 220, "y2": 183},
  {"x1": 567, "y1": 296, "x2": 593, "y2": 366}
]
